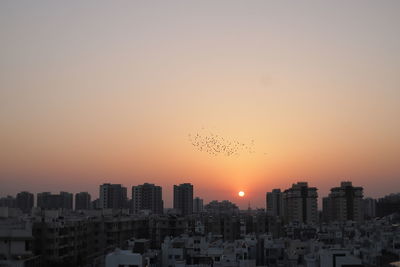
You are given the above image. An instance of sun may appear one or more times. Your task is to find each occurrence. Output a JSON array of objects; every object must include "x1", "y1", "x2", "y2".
[{"x1": 238, "y1": 191, "x2": 245, "y2": 197}]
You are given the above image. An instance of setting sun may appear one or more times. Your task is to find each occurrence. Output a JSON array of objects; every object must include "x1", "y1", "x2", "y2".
[{"x1": 238, "y1": 191, "x2": 245, "y2": 197}]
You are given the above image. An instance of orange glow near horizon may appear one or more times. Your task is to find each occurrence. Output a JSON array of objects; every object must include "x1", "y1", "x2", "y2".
[{"x1": 1, "y1": 2, "x2": 400, "y2": 209}]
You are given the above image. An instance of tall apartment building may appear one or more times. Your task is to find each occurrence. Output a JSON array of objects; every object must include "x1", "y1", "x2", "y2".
[
  {"x1": 173, "y1": 183, "x2": 193, "y2": 216},
  {"x1": 16, "y1": 191, "x2": 34, "y2": 213},
  {"x1": 75, "y1": 192, "x2": 91, "y2": 210},
  {"x1": 283, "y1": 182, "x2": 318, "y2": 225},
  {"x1": 204, "y1": 200, "x2": 239, "y2": 215},
  {"x1": 0, "y1": 196, "x2": 16, "y2": 208},
  {"x1": 37, "y1": 192, "x2": 73, "y2": 210},
  {"x1": 363, "y1": 197, "x2": 376, "y2": 219},
  {"x1": 376, "y1": 193, "x2": 400, "y2": 217},
  {"x1": 132, "y1": 183, "x2": 163, "y2": 214},
  {"x1": 266, "y1": 189, "x2": 283, "y2": 217},
  {"x1": 193, "y1": 197, "x2": 204, "y2": 213},
  {"x1": 323, "y1": 181, "x2": 363, "y2": 222},
  {"x1": 99, "y1": 184, "x2": 127, "y2": 210}
]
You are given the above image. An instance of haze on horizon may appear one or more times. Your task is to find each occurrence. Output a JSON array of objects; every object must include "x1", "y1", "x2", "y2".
[{"x1": 1, "y1": 1, "x2": 399, "y2": 208}]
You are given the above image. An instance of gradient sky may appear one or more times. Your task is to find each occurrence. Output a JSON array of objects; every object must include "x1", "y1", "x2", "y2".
[{"x1": 1, "y1": 1, "x2": 399, "y2": 208}]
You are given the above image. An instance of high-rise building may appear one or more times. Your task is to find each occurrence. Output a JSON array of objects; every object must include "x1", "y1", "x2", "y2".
[
  {"x1": 91, "y1": 198, "x2": 100, "y2": 209},
  {"x1": 99, "y1": 184, "x2": 128, "y2": 210},
  {"x1": 322, "y1": 197, "x2": 331, "y2": 223},
  {"x1": 0, "y1": 196, "x2": 16, "y2": 208},
  {"x1": 37, "y1": 192, "x2": 73, "y2": 210},
  {"x1": 60, "y1": 192, "x2": 73, "y2": 210},
  {"x1": 132, "y1": 183, "x2": 163, "y2": 214},
  {"x1": 266, "y1": 189, "x2": 283, "y2": 217},
  {"x1": 204, "y1": 200, "x2": 239, "y2": 215},
  {"x1": 283, "y1": 182, "x2": 318, "y2": 225},
  {"x1": 363, "y1": 197, "x2": 376, "y2": 219},
  {"x1": 376, "y1": 193, "x2": 400, "y2": 217},
  {"x1": 173, "y1": 183, "x2": 193, "y2": 216},
  {"x1": 193, "y1": 197, "x2": 204, "y2": 213},
  {"x1": 323, "y1": 181, "x2": 363, "y2": 222},
  {"x1": 75, "y1": 192, "x2": 91, "y2": 210},
  {"x1": 16, "y1": 191, "x2": 34, "y2": 213}
]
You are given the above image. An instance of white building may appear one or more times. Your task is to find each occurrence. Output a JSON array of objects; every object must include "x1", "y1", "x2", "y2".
[{"x1": 105, "y1": 248, "x2": 142, "y2": 267}]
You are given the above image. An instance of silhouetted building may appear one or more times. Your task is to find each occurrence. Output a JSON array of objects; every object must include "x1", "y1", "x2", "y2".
[
  {"x1": 204, "y1": 200, "x2": 239, "y2": 215},
  {"x1": 173, "y1": 183, "x2": 193, "y2": 216},
  {"x1": 92, "y1": 198, "x2": 100, "y2": 209},
  {"x1": 323, "y1": 181, "x2": 363, "y2": 222},
  {"x1": 376, "y1": 193, "x2": 400, "y2": 217},
  {"x1": 193, "y1": 197, "x2": 204, "y2": 213},
  {"x1": 16, "y1": 191, "x2": 34, "y2": 213},
  {"x1": 37, "y1": 192, "x2": 73, "y2": 210},
  {"x1": 0, "y1": 196, "x2": 16, "y2": 208},
  {"x1": 266, "y1": 189, "x2": 283, "y2": 217},
  {"x1": 283, "y1": 182, "x2": 318, "y2": 224},
  {"x1": 363, "y1": 197, "x2": 376, "y2": 220},
  {"x1": 322, "y1": 197, "x2": 331, "y2": 223},
  {"x1": 132, "y1": 183, "x2": 163, "y2": 214},
  {"x1": 99, "y1": 183, "x2": 127, "y2": 210},
  {"x1": 75, "y1": 192, "x2": 91, "y2": 210}
]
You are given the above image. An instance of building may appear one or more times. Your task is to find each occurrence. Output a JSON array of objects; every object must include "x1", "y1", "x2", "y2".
[
  {"x1": 283, "y1": 182, "x2": 318, "y2": 225},
  {"x1": 37, "y1": 192, "x2": 73, "y2": 210},
  {"x1": 204, "y1": 200, "x2": 239, "y2": 215},
  {"x1": 132, "y1": 183, "x2": 163, "y2": 214},
  {"x1": 0, "y1": 196, "x2": 16, "y2": 208},
  {"x1": 173, "y1": 183, "x2": 193, "y2": 216},
  {"x1": 32, "y1": 212, "x2": 106, "y2": 266},
  {"x1": 105, "y1": 249, "x2": 142, "y2": 267},
  {"x1": 99, "y1": 183, "x2": 128, "y2": 210},
  {"x1": 75, "y1": 192, "x2": 91, "y2": 210},
  {"x1": 266, "y1": 189, "x2": 283, "y2": 217},
  {"x1": 0, "y1": 220, "x2": 41, "y2": 267},
  {"x1": 376, "y1": 193, "x2": 400, "y2": 217},
  {"x1": 16, "y1": 191, "x2": 34, "y2": 214},
  {"x1": 319, "y1": 248, "x2": 362, "y2": 267},
  {"x1": 363, "y1": 197, "x2": 376, "y2": 220},
  {"x1": 193, "y1": 197, "x2": 204, "y2": 213},
  {"x1": 92, "y1": 198, "x2": 100, "y2": 209},
  {"x1": 323, "y1": 181, "x2": 364, "y2": 222}
]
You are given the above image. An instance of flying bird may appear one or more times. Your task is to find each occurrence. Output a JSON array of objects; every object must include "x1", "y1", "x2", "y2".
[{"x1": 188, "y1": 129, "x2": 256, "y2": 157}]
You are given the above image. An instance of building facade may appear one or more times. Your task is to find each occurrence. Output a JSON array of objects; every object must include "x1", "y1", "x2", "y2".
[
  {"x1": 173, "y1": 183, "x2": 193, "y2": 216},
  {"x1": 99, "y1": 184, "x2": 127, "y2": 210},
  {"x1": 193, "y1": 197, "x2": 204, "y2": 213},
  {"x1": 75, "y1": 192, "x2": 91, "y2": 210},
  {"x1": 132, "y1": 183, "x2": 163, "y2": 214},
  {"x1": 283, "y1": 182, "x2": 318, "y2": 225},
  {"x1": 266, "y1": 189, "x2": 283, "y2": 217},
  {"x1": 37, "y1": 192, "x2": 73, "y2": 210},
  {"x1": 16, "y1": 191, "x2": 34, "y2": 214},
  {"x1": 323, "y1": 181, "x2": 363, "y2": 222}
]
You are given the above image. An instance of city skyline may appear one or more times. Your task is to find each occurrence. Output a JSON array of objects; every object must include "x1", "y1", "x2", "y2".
[
  {"x1": 1, "y1": 1, "x2": 400, "y2": 209},
  {"x1": 0, "y1": 180, "x2": 394, "y2": 210}
]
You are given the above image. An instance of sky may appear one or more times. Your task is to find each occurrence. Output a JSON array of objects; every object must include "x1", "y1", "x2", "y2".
[{"x1": 1, "y1": 1, "x2": 399, "y2": 209}]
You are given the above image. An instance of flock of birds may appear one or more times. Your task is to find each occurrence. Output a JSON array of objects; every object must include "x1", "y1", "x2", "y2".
[{"x1": 188, "y1": 130, "x2": 256, "y2": 157}]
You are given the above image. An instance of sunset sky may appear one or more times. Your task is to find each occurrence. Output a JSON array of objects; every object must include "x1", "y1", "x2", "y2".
[{"x1": 1, "y1": 1, "x2": 399, "y2": 208}]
